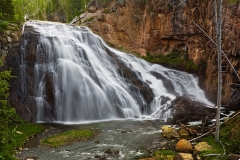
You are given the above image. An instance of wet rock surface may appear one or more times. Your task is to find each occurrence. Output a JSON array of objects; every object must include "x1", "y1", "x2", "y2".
[
  {"x1": 5, "y1": 25, "x2": 40, "y2": 122},
  {"x1": 104, "y1": 46, "x2": 154, "y2": 113}
]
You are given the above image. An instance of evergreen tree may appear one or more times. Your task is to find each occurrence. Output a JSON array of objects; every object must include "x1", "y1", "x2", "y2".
[
  {"x1": 0, "y1": 0, "x2": 15, "y2": 20},
  {"x1": 0, "y1": 60, "x2": 15, "y2": 150}
]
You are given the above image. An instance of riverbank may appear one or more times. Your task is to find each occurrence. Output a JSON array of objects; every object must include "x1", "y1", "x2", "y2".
[
  {"x1": 0, "y1": 119, "x2": 45, "y2": 160},
  {"x1": 15, "y1": 119, "x2": 166, "y2": 160},
  {"x1": 152, "y1": 111, "x2": 240, "y2": 160},
  {"x1": 14, "y1": 111, "x2": 240, "y2": 160}
]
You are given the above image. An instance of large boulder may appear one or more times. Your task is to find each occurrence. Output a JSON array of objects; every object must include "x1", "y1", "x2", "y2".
[{"x1": 175, "y1": 139, "x2": 193, "y2": 153}]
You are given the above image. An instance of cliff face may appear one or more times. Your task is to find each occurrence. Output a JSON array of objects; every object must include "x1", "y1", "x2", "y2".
[{"x1": 80, "y1": 0, "x2": 240, "y2": 104}]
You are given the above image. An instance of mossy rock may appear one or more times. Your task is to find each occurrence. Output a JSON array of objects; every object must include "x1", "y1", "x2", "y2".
[{"x1": 41, "y1": 129, "x2": 98, "y2": 147}]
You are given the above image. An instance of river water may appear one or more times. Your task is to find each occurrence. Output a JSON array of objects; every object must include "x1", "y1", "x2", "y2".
[{"x1": 15, "y1": 120, "x2": 174, "y2": 160}]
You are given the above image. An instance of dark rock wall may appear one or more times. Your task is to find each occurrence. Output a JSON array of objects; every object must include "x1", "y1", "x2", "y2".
[{"x1": 1, "y1": 26, "x2": 38, "y2": 122}]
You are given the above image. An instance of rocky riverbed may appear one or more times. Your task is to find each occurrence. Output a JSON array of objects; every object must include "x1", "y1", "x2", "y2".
[{"x1": 15, "y1": 119, "x2": 172, "y2": 160}]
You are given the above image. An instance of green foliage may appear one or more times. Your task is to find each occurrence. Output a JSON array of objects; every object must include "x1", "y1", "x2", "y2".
[
  {"x1": 41, "y1": 129, "x2": 97, "y2": 147},
  {"x1": 13, "y1": 0, "x2": 50, "y2": 22},
  {"x1": 0, "y1": 21, "x2": 9, "y2": 33},
  {"x1": 219, "y1": 114, "x2": 240, "y2": 153},
  {"x1": 13, "y1": 0, "x2": 91, "y2": 22},
  {"x1": 0, "y1": 0, "x2": 15, "y2": 20},
  {"x1": 0, "y1": 121, "x2": 45, "y2": 159},
  {"x1": 227, "y1": 0, "x2": 239, "y2": 4},
  {"x1": 142, "y1": 49, "x2": 198, "y2": 72},
  {"x1": 200, "y1": 114, "x2": 240, "y2": 159},
  {"x1": 154, "y1": 150, "x2": 176, "y2": 160},
  {"x1": 0, "y1": 60, "x2": 45, "y2": 159},
  {"x1": 0, "y1": 61, "x2": 14, "y2": 130},
  {"x1": 200, "y1": 136, "x2": 225, "y2": 154}
]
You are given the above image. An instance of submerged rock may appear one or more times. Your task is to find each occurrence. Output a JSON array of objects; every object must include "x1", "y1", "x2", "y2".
[
  {"x1": 104, "y1": 148, "x2": 119, "y2": 155},
  {"x1": 95, "y1": 154, "x2": 106, "y2": 160},
  {"x1": 94, "y1": 139, "x2": 100, "y2": 143},
  {"x1": 121, "y1": 130, "x2": 127, "y2": 133}
]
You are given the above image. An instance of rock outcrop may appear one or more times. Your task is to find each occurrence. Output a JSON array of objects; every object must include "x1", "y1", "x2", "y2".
[
  {"x1": 80, "y1": 0, "x2": 240, "y2": 104},
  {"x1": 5, "y1": 25, "x2": 37, "y2": 122},
  {"x1": 0, "y1": 27, "x2": 35, "y2": 121},
  {"x1": 0, "y1": 27, "x2": 21, "y2": 65}
]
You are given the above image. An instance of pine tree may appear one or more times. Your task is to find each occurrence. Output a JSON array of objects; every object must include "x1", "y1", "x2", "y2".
[{"x1": 1, "y1": 0, "x2": 15, "y2": 20}]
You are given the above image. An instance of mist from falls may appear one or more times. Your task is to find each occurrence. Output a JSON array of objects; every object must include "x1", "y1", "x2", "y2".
[{"x1": 21, "y1": 21, "x2": 213, "y2": 124}]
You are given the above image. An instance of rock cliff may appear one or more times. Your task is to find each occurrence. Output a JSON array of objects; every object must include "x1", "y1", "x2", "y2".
[{"x1": 80, "y1": 0, "x2": 240, "y2": 105}]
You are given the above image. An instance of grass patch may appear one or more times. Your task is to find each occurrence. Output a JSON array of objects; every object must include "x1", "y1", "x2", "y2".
[
  {"x1": 41, "y1": 129, "x2": 97, "y2": 147},
  {"x1": 142, "y1": 49, "x2": 198, "y2": 72},
  {"x1": 199, "y1": 136, "x2": 227, "y2": 160},
  {"x1": 154, "y1": 150, "x2": 176, "y2": 160},
  {"x1": 0, "y1": 120, "x2": 45, "y2": 160},
  {"x1": 219, "y1": 113, "x2": 240, "y2": 153},
  {"x1": 200, "y1": 113, "x2": 240, "y2": 159},
  {"x1": 227, "y1": 0, "x2": 239, "y2": 4}
]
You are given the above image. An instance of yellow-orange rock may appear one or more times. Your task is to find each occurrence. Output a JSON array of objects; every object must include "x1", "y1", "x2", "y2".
[
  {"x1": 175, "y1": 139, "x2": 193, "y2": 153},
  {"x1": 194, "y1": 142, "x2": 212, "y2": 155},
  {"x1": 162, "y1": 126, "x2": 180, "y2": 139},
  {"x1": 174, "y1": 153, "x2": 194, "y2": 160}
]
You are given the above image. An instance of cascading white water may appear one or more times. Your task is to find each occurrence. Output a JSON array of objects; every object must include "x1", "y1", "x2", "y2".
[{"x1": 22, "y1": 21, "x2": 213, "y2": 123}]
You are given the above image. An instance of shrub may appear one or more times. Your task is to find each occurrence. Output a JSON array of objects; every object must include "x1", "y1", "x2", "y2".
[
  {"x1": 142, "y1": 49, "x2": 198, "y2": 72},
  {"x1": 0, "y1": 21, "x2": 9, "y2": 33}
]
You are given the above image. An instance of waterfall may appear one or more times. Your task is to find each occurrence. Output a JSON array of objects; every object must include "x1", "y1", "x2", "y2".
[{"x1": 20, "y1": 21, "x2": 213, "y2": 123}]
